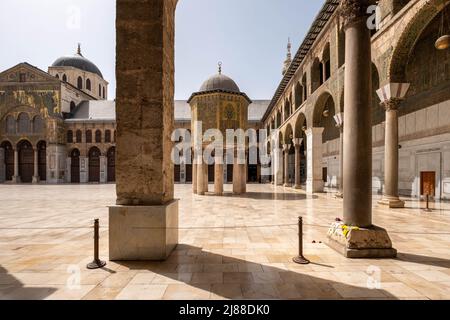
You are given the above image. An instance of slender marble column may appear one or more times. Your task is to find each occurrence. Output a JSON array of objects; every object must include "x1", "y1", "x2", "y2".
[
  {"x1": 12, "y1": 149, "x2": 19, "y2": 183},
  {"x1": 342, "y1": 0, "x2": 373, "y2": 228},
  {"x1": 283, "y1": 144, "x2": 292, "y2": 187},
  {"x1": 378, "y1": 99, "x2": 404, "y2": 208},
  {"x1": 293, "y1": 138, "x2": 303, "y2": 189},
  {"x1": 32, "y1": 148, "x2": 39, "y2": 183}
]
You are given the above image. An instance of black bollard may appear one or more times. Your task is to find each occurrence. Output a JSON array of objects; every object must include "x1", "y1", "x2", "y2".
[
  {"x1": 87, "y1": 219, "x2": 107, "y2": 269},
  {"x1": 293, "y1": 216, "x2": 310, "y2": 265},
  {"x1": 424, "y1": 194, "x2": 432, "y2": 212}
]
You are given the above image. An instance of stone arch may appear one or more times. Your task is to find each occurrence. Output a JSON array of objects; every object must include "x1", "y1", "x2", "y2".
[
  {"x1": 284, "y1": 98, "x2": 291, "y2": 121},
  {"x1": 311, "y1": 58, "x2": 321, "y2": 92},
  {"x1": 17, "y1": 112, "x2": 30, "y2": 134},
  {"x1": 321, "y1": 42, "x2": 331, "y2": 82},
  {"x1": 294, "y1": 113, "x2": 307, "y2": 139},
  {"x1": 294, "y1": 81, "x2": 303, "y2": 109},
  {"x1": 388, "y1": 0, "x2": 450, "y2": 83},
  {"x1": 5, "y1": 115, "x2": 15, "y2": 134},
  {"x1": 312, "y1": 92, "x2": 339, "y2": 143},
  {"x1": 283, "y1": 123, "x2": 293, "y2": 145},
  {"x1": 33, "y1": 115, "x2": 44, "y2": 134},
  {"x1": 276, "y1": 109, "x2": 282, "y2": 128},
  {"x1": 312, "y1": 91, "x2": 334, "y2": 127}
]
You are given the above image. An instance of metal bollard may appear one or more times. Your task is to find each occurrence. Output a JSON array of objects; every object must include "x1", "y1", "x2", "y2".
[
  {"x1": 424, "y1": 194, "x2": 432, "y2": 212},
  {"x1": 293, "y1": 216, "x2": 310, "y2": 265},
  {"x1": 87, "y1": 219, "x2": 107, "y2": 269}
]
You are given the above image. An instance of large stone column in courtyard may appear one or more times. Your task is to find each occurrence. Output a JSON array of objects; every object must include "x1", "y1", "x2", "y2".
[
  {"x1": 214, "y1": 155, "x2": 224, "y2": 196},
  {"x1": 306, "y1": 127, "x2": 324, "y2": 194},
  {"x1": 12, "y1": 148, "x2": 19, "y2": 183},
  {"x1": 326, "y1": 0, "x2": 396, "y2": 259},
  {"x1": 110, "y1": 0, "x2": 179, "y2": 261},
  {"x1": 377, "y1": 83, "x2": 410, "y2": 208}
]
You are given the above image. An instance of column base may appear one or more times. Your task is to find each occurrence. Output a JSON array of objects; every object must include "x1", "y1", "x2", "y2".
[
  {"x1": 378, "y1": 197, "x2": 405, "y2": 208},
  {"x1": 335, "y1": 192, "x2": 343, "y2": 199},
  {"x1": 109, "y1": 200, "x2": 179, "y2": 261},
  {"x1": 12, "y1": 176, "x2": 20, "y2": 183},
  {"x1": 32, "y1": 176, "x2": 40, "y2": 184},
  {"x1": 326, "y1": 222, "x2": 397, "y2": 259},
  {"x1": 293, "y1": 184, "x2": 302, "y2": 190},
  {"x1": 283, "y1": 183, "x2": 292, "y2": 187}
]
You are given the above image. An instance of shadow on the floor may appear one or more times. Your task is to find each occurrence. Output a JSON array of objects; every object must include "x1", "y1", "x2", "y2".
[
  {"x1": 396, "y1": 253, "x2": 450, "y2": 269},
  {"x1": 0, "y1": 265, "x2": 57, "y2": 300},
  {"x1": 114, "y1": 244, "x2": 396, "y2": 300},
  {"x1": 219, "y1": 192, "x2": 317, "y2": 201}
]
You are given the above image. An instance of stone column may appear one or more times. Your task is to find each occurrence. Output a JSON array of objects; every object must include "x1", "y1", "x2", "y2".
[
  {"x1": 335, "y1": 116, "x2": 344, "y2": 198},
  {"x1": 233, "y1": 157, "x2": 242, "y2": 194},
  {"x1": 378, "y1": 99, "x2": 404, "y2": 208},
  {"x1": 192, "y1": 163, "x2": 197, "y2": 193},
  {"x1": 12, "y1": 149, "x2": 19, "y2": 183},
  {"x1": 275, "y1": 147, "x2": 284, "y2": 186},
  {"x1": 197, "y1": 158, "x2": 207, "y2": 196},
  {"x1": 32, "y1": 148, "x2": 40, "y2": 183},
  {"x1": 283, "y1": 144, "x2": 292, "y2": 187},
  {"x1": 293, "y1": 138, "x2": 303, "y2": 189},
  {"x1": 306, "y1": 127, "x2": 324, "y2": 194},
  {"x1": 214, "y1": 156, "x2": 224, "y2": 196},
  {"x1": 100, "y1": 156, "x2": 107, "y2": 183},
  {"x1": 66, "y1": 157, "x2": 71, "y2": 183},
  {"x1": 326, "y1": 0, "x2": 396, "y2": 259},
  {"x1": 110, "y1": 0, "x2": 178, "y2": 261},
  {"x1": 80, "y1": 157, "x2": 88, "y2": 183}
]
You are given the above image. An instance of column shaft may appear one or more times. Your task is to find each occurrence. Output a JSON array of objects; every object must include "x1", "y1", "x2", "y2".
[
  {"x1": 214, "y1": 159, "x2": 224, "y2": 196},
  {"x1": 294, "y1": 144, "x2": 301, "y2": 188},
  {"x1": 32, "y1": 148, "x2": 39, "y2": 183},
  {"x1": 192, "y1": 163, "x2": 197, "y2": 194},
  {"x1": 283, "y1": 145, "x2": 291, "y2": 187},
  {"x1": 343, "y1": 9, "x2": 372, "y2": 227},
  {"x1": 337, "y1": 128, "x2": 344, "y2": 197},
  {"x1": 13, "y1": 149, "x2": 19, "y2": 183}
]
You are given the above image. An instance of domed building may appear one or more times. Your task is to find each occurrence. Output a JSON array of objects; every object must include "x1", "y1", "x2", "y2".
[
  {"x1": 48, "y1": 44, "x2": 109, "y2": 102},
  {"x1": 0, "y1": 45, "x2": 116, "y2": 185}
]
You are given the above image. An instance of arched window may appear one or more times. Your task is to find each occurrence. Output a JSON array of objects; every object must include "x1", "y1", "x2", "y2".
[
  {"x1": 67, "y1": 130, "x2": 74, "y2": 143},
  {"x1": 76, "y1": 130, "x2": 82, "y2": 143},
  {"x1": 86, "y1": 79, "x2": 91, "y2": 91},
  {"x1": 70, "y1": 101, "x2": 76, "y2": 113},
  {"x1": 6, "y1": 115, "x2": 15, "y2": 134},
  {"x1": 62, "y1": 74, "x2": 67, "y2": 82},
  {"x1": 86, "y1": 130, "x2": 92, "y2": 143},
  {"x1": 77, "y1": 76, "x2": 83, "y2": 89},
  {"x1": 105, "y1": 130, "x2": 111, "y2": 143},
  {"x1": 55, "y1": 74, "x2": 60, "y2": 79},
  {"x1": 33, "y1": 116, "x2": 44, "y2": 133},
  {"x1": 95, "y1": 130, "x2": 102, "y2": 143},
  {"x1": 18, "y1": 113, "x2": 30, "y2": 134}
]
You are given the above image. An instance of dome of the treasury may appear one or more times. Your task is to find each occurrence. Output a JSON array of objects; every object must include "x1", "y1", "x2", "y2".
[
  {"x1": 199, "y1": 64, "x2": 240, "y2": 93},
  {"x1": 52, "y1": 44, "x2": 103, "y2": 78}
]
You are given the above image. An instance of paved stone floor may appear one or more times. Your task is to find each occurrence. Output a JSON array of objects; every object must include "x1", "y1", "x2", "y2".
[{"x1": 0, "y1": 183, "x2": 449, "y2": 300}]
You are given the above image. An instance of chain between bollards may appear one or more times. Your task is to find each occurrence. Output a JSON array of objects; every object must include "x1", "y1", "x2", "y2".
[
  {"x1": 87, "y1": 219, "x2": 106, "y2": 270},
  {"x1": 293, "y1": 216, "x2": 310, "y2": 265}
]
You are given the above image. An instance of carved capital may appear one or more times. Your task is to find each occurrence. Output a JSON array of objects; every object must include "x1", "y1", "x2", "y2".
[
  {"x1": 339, "y1": 0, "x2": 372, "y2": 28},
  {"x1": 382, "y1": 98, "x2": 402, "y2": 112}
]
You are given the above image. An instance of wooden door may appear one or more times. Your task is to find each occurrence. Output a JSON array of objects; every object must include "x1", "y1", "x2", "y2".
[
  {"x1": 208, "y1": 165, "x2": 215, "y2": 182},
  {"x1": 89, "y1": 148, "x2": 100, "y2": 183},
  {"x1": 420, "y1": 172, "x2": 436, "y2": 197},
  {"x1": 18, "y1": 142, "x2": 33, "y2": 183},
  {"x1": 71, "y1": 149, "x2": 80, "y2": 183}
]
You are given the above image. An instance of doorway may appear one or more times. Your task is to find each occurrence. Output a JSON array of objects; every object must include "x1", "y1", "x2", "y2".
[
  {"x1": 420, "y1": 171, "x2": 436, "y2": 198},
  {"x1": 18, "y1": 140, "x2": 33, "y2": 183},
  {"x1": 71, "y1": 149, "x2": 80, "y2": 183},
  {"x1": 107, "y1": 147, "x2": 116, "y2": 182},
  {"x1": 88, "y1": 147, "x2": 101, "y2": 183}
]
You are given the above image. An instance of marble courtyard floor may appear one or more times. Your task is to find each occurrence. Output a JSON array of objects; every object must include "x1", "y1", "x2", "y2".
[{"x1": 0, "y1": 183, "x2": 449, "y2": 300}]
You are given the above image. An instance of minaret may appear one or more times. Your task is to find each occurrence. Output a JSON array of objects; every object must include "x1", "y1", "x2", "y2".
[{"x1": 282, "y1": 38, "x2": 292, "y2": 76}]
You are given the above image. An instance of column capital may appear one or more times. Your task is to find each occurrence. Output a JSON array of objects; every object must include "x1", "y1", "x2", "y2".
[
  {"x1": 381, "y1": 98, "x2": 403, "y2": 111},
  {"x1": 339, "y1": 0, "x2": 372, "y2": 29},
  {"x1": 282, "y1": 144, "x2": 291, "y2": 152},
  {"x1": 293, "y1": 138, "x2": 303, "y2": 147}
]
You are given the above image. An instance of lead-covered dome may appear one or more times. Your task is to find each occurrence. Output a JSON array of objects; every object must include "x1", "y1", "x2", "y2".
[
  {"x1": 52, "y1": 45, "x2": 103, "y2": 78},
  {"x1": 199, "y1": 70, "x2": 240, "y2": 93}
]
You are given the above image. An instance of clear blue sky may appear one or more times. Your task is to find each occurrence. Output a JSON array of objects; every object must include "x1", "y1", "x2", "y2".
[{"x1": 0, "y1": 0, "x2": 324, "y2": 100}]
